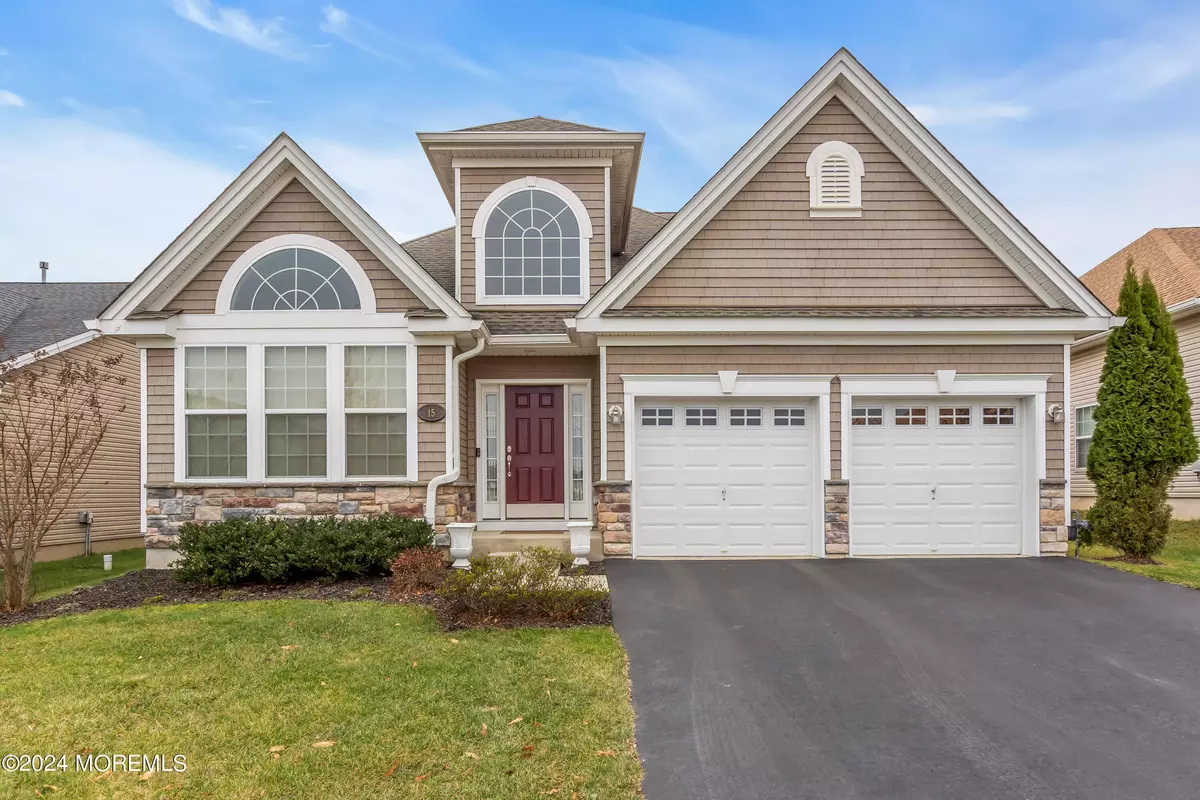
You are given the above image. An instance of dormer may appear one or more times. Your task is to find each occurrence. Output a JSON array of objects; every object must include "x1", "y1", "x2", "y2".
[{"x1": 417, "y1": 117, "x2": 644, "y2": 309}]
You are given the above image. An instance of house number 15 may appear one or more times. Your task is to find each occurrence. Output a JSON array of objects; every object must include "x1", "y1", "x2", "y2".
[{"x1": 418, "y1": 404, "x2": 446, "y2": 423}]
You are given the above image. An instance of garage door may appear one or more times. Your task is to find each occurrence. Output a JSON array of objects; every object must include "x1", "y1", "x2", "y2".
[
  {"x1": 850, "y1": 400, "x2": 1025, "y2": 555},
  {"x1": 634, "y1": 399, "x2": 818, "y2": 557}
]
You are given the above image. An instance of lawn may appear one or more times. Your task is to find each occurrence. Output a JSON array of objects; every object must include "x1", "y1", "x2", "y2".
[
  {"x1": 0, "y1": 602, "x2": 642, "y2": 799},
  {"x1": 1073, "y1": 518, "x2": 1200, "y2": 589},
  {"x1": 26, "y1": 548, "x2": 146, "y2": 601}
]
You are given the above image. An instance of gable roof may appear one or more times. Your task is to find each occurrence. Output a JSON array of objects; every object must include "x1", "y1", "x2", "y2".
[
  {"x1": 101, "y1": 134, "x2": 470, "y2": 322},
  {"x1": 454, "y1": 116, "x2": 612, "y2": 133},
  {"x1": 577, "y1": 48, "x2": 1112, "y2": 321},
  {"x1": 1081, "y1": 227, "x2": 1200, "y2": 312},
  {"x1": 0, "y1": 282, "x2": 126, "y2": 360}
]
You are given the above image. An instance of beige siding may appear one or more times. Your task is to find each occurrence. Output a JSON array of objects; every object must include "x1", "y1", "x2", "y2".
[
  {"x1": 628, "y1": 99, "x2": 1042, "y2": 309},
  {"x1": 1072, "y1": 314, "x2": 1200, "y2": 500},
  {"x1": 459, "y1": 167, "x2": 606, "y2": 309},
  {"x1": 462, "y1": 356, "x2": 601, "y2": 487},
  {"x1": 165, "y1": 179, "x2": 426, "y2": 314},
  {"x1": 146, "y1": 348, "x2": 175, "y2": 485},
  {"x1": 606, "y1": 344, "x2": 1064, "y2": 481},
  {"x1": 16, "y1": 337, "x2": 141, "y2": 550},
  {"x1": 417, "y1": 346, "x2": 448, "y2": 481}
]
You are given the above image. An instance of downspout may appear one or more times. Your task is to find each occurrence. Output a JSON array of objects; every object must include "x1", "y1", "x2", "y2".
[{"x1": 426, "y1": 332, "x2": 487, "y2": 524}]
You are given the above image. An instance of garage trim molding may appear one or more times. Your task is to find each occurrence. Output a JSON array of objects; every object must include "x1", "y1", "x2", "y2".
[
  {"x1": 839, "y1": 372, "x2": 1050, "y2": 557},
  {"x1": 621, "y1": 373, "x2": 834, "y2": 558}
]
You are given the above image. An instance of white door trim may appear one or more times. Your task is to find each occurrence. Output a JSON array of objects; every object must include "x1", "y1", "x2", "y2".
[{"x1": 621, "y1": 373, "x2": 834, "y2": 558}]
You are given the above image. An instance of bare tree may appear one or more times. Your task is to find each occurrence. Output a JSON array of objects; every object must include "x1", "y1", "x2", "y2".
[{"x1": 0, "y1": 339, "x2": 127, "y2": 611}]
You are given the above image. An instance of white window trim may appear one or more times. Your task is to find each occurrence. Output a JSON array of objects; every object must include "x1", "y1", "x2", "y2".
[
  {"x1": 174, "y1": 340, "x2": 418, "y2": 484},
  {"x1": 471, "y1": 176, "x2": 594, "y2": 306},
  {"x1": 213, "y1": 233, "x2": 378, "y2": 315},
  {"x1": 1074, "y1": 403, "x2": 1097, "y2": 471},
  {"x1": 621, "y1": 373, "x2": 833, "y2": 559},
  {"x1": 805, "y1": 140, "x2": 864, "y2": 218}
]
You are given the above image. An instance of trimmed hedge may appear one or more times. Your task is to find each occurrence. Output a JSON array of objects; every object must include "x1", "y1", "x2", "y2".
[
  {"x1": 173, "y1": 514, "x2": 434, "y2": 586},
  {"x1": 437, "y1": 547, "x2": 607, "y2": 622}
]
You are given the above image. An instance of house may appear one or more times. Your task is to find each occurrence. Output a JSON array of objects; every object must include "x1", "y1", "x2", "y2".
[
  {"x1": 92, "y1": 49, "x2": 1114, "y2": 568},
  {"x1": 0, "y1": 278, "x2": 141, "y2": 560},
  {"x1": 1070, "y1": 227, "x2": 1200, "y2": 517}
]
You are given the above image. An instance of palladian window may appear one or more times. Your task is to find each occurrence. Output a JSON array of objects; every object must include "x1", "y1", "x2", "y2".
[
  {"x1": 229, "y1": 247, "x2": 361, "y2": 310},
  {"x1": 481, "y1": 188, "x2": 583, "y2": 299}
]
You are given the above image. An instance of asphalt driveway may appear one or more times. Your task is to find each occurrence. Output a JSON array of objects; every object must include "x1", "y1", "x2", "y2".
[{"x1": 608, "y1": 558, "x2": 1200, "y2": 800}]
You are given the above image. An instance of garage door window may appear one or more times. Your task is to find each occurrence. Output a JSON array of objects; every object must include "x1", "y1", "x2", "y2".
[
  {"x1": 894, "y1": 407, "x2": 927, "y2": 426},
  {"x1": 852, "y1": 407, "x2": 883, "y2": 426},
  {"x1": 685, "y1": 407, "x2": 718, "y2": 427},
  {"x1": 938, "y1": 407, "x2": 971, "y2": 426},
  {"x1": 983, "y1": 406, "x2": 1015, "y2": 426},
  {"x1": 730, "y1": 408, "x2": 762, "y2": 427},
  {"x1": 642, "y1": 407, "x2": 674, "y2": 427},
  {"x1": 774, "y1": 407, "x2": 806, "y2": 427}
]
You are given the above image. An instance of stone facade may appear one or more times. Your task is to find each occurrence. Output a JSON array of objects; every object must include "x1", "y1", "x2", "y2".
[
  {"x1": 1039, "y1": 479, "x2": 1068, "y2": 555},
  {"x1": 595, "y1": 481, "x2": 632, "y2": 556},
  {"x1": 824, "y1": 480, "x2": 849, "y2": 556},
  {"x1": 144, "y1": 483, "x2": 474, "y2": 550}
]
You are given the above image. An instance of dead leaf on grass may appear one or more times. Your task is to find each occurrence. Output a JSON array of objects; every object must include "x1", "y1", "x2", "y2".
[
  {"x1": 311, "y1": 741, "x2": 337, "y2": 748},
  {"x1": 508, "y1": 717, "x2": 523, "y2": 725},
  {"x1": 481, "y1": 723, "x2": 488, "y2": 736},
  {"x1": 450, "y1": 638, "x2": 459, "y2": 644},
  {"x1": 385, "y1": 759, "x2": 401, "y2": 778},
  {"x1": 481, "y1": 705, "x2": 500, "y2": 711},
  {"x1": 464, "y1": 752, "x2": 480, "y2": 760},
  {"x1": 521, "y1": 745, "x2": 535, "y2": 758},
  {"x1": 280, "y1": 645, "x2": 298, "y2": 651},
  {"x1": 595, "y1": 749, "x2": 615, "y2": 757},
  {"x1": 268, "y1": 746, "x2": 285, "y2": 753},
  {"x1": 139, "y1": 770, "x2": 155, "y2": 781},
  {"x1": 415, "y1": 774, "x2": 428, "y2": 782}
]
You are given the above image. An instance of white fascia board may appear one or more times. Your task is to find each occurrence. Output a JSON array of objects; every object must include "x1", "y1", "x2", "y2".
[
  {"x1": 840, "y1": 373, "x2": 1050, "y2": 397},
  {"x1": 488, "y1": 334, "x2": 575, "y2": 346},
  {"x1": 576, "y1": 315, "x2": 1117, "y2": 335},
  {"x1": 417, "y1": 131, "x2": 644, "y2": 147},
  {"x1": 621, "y1": 373, "x2": 834, "y2": 398},
  {"x1": 91, "y1": 317, "x2": 178, "y2": 338},
  {"x1": 2, "y1": 330, "x2": 100, "y2": 370},
  {"x1": 408, "y1": 317, "x2": 484, "y2": 335},
  {"x1": 451, "y1": 157, "x2": 613, "y2": 168},
  {"x1": 596, "y1": 333, "x2": 1078, "y2": 347}
]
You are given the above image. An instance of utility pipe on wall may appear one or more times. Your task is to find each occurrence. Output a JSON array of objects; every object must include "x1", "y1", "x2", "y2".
[{"x1": 425, "y1": 333, "x2": 487, "y2": 524}]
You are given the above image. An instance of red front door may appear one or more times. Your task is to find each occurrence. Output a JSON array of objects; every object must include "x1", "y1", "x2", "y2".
[{"x1": 506, "y1": 386, "x2": 563, "y2": 505}]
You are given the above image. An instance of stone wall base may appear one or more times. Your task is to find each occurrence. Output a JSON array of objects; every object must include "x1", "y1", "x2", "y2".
[
  {"x1": 595, "y1": 481, "x2": 632, "y2": 556},
  {"x1": 824, "y1": 480, "x2": 849, "y2": 557},
  {"x1": 1039, "y1": 479, "x2": 1068, "y2": 555}
]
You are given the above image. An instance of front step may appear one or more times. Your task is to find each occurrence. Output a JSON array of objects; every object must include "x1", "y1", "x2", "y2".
[{"x1": 472, "y1": 530, "x2": 604, "y2": 561}]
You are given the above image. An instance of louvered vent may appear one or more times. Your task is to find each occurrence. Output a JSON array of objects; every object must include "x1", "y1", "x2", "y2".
[{"x1": 819, "y1": 155, "x2": 852, "y2": 204}]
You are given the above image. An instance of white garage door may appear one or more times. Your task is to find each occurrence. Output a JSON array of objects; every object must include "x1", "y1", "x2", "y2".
[
  {"x1": 634, "y1": 399, "x2": 818, "y2": 557},
  {"x1": 850, "y1": 400, "x2": 1026, "y2": 555}
]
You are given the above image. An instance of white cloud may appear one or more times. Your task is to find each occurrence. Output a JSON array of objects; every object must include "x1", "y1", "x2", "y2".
[
  {"x1": 0, "y1": 90, "x2": 24, "y2": 108},
  {"x1": 0, "y1": 118, "x2": 231, "y2": 281},
  {"x1": 319, "y1": 4, "x2": 491, "y2": 78},
  {"x1": 909, "y1": 103, "x2": 1030, "y2": 126},
  {"x1": 171, "y1": 0, "x2": 303, "y2": 59}
]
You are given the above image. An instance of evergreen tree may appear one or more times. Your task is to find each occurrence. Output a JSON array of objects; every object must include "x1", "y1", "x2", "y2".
[{"x1": 1086, "y1": 261, "x2": 1198, "y2": 559}]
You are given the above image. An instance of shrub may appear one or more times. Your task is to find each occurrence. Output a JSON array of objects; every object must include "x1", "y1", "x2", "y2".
[
  {"x1": 173, "y1": 513, "x2": 434, "y2": 586},
  {"x1": 389, "y1": 546, "x2": 446, "y2": 596},
  {"x1": 437, "y1": 547, "x2": 608, "y2": 622}
]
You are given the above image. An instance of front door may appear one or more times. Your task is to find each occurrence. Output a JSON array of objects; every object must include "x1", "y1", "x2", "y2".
[{"x1": 505, "y1": 386, "x2": 564, "y2": 518}]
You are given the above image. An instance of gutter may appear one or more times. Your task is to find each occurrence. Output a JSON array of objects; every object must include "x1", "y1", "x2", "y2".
[{"x1": 425, "y1": 332, "x2": 487, "y2": 525}]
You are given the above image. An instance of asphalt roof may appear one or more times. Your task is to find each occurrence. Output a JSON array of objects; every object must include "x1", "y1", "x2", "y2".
[{"x1": 0, "y1": 282, "x2": 128, "y2": 360}]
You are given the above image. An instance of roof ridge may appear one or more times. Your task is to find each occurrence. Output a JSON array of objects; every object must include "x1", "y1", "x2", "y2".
[{"x1": 399, "y1": 225, "x2": 455, "y2": 246}]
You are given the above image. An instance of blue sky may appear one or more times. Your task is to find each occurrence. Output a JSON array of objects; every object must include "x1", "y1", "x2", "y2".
[{"x1": 2, "y1": 0, "x2": 1200, "y2": 281}]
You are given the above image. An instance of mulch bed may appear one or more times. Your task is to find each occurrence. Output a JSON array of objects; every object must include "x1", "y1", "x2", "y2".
[{"x1": 1, "y1": 566, "x2": 611, "y2": 631}]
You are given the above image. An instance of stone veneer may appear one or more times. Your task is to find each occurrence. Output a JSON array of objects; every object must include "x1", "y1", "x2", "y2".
[
  {"x1": 1039, "y1": 479, "x2": 1068, "y2": 555},
  {"x1": 595, "y1": 481, "x2": 632, "y2": 556},
  {"x1": 144, "y1": 483, "x2": 475, "y2": 551},
  {"x1": 824, "y1": 480, "x2": 849, "y2": 556}
]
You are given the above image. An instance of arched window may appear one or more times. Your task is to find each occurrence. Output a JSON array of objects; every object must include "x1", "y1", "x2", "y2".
[
  {"x1": 472, "y1": 177, "x2": 593, "y2": 304},
  {"x1": 229, "y1": 247, "x2": 361, "y2": 311},
  {"x1": 806, "y1": 140, "x2": 865, "y2": 218}
]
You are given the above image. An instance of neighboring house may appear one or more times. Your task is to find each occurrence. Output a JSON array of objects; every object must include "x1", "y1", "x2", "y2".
[
  {"x1": 93, "y1": 49, "x2": 1113, "y2": 568},
  {"x1": 1071, "y1": 227, "x2": 1200, "y2": 517},
  {"x1": 0, "y1": 280, "x2": 140, "y2": 560}
]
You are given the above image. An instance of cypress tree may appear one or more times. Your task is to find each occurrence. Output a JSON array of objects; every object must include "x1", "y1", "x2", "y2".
[{"x1": 1086, "y1": 260, "x2": 1197, "y2": 559}]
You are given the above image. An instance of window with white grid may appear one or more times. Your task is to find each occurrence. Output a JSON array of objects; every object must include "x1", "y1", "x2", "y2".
[
  {"x1": 183, "y1": 346, "x2": 247, "y2": 478},
  {"x1": 894, "y1": 407, "x2": 927, "y2": 426},
  {"x1": 938, "y1": 407, "x2": 971, "y2": 426},
  {"x1": 730, "y1": 408, "x2": 762, "y2": 427},
  {"x1": 265, "y1": 346, "x2": 327, "y2": 478},
  {"x1": 773, "y1": 407, "x2": 806, "y2": 427},
  {"x1": 641, "y1": 408, "x2": 673, "y2": 427},
  {"x1": 344, "y1": 345, "x2": 407, "y2": 477},
  {"x1": 685, "y1": 407, "x2": 718, "y2": 427},
  {"x1": 851, "y1": 407, "x2": 883, "y2": 426},
  {"x1": 982, "y1": 406, "x2": 1016, "y2": 426}
]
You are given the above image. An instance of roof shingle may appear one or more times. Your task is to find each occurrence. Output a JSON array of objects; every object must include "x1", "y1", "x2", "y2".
[
  {"x1": 0, "y1": 282, "x2": 128, "y2": 360},
  {"x1": 1081, "y1": 227, "x2": 1200, "y2": 311},
  {"x1": 453, "y1": 116, "x2": 611, "y2": 133}
]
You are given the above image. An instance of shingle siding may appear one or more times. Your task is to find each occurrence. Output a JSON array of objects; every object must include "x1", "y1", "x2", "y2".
[
  {"x1": 626, "y1": 99, "x2": 1042, "y2": 309},
  {"x1": 145, "y1": 348, "x2": 175, "y2": 485}
]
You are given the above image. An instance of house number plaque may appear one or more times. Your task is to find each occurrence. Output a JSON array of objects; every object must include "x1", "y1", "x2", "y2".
[{"x1": 418, "y1": 404, "x2": 446, "y2": 423}]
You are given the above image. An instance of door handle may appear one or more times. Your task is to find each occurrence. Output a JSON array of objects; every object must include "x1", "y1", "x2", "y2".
[{"x1": 931, "y1": 485, "x2": 937, "y2": 499}]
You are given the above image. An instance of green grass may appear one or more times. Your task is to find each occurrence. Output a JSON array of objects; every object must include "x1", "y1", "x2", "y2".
[
  {"x1": 27, "y1": 548, "x2": 146, "y2": 601},
  {"x1": 0, "y1": 602, "x2": 641, "y2": 799},
  {"x1": 1073, "y1": 519, "x2": 1200, "y2": 589}
]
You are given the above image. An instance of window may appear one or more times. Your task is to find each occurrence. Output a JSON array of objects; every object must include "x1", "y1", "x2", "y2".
[
  {"x1": 482, "y1": 188, "x2": 582, "y2": 299},
  {"x1": 265, "y1": 346, "x2": 327, "y2": 478},
  {"x1": 484, "y1": 393, "x2": 499, "y2": 503},
  {"x1": 774, "y1": 407, "x2": 806, "y2": 427},
  {"x1": 184, "y1": 347, "x2": 247, "y2": 478},
  {"x1": 894, "y1": 407, "x2": 927, "y2": 426},
  {"x1": 344, "y1": 345, "x2": 407, "y2": 477},
  {"x1": 730, "y1": 408, "x2": 762, "y2": 427},
  {"x1": 685, "y1": 407, "x2": 718, "y2": 427},
  {"x1": 851, "y1": 407, "x2": 883, "y2": 426},
  {"x1": 806, "y1": 140, "x2": 864, "y2": 217},
  {"x1": 1075, "y1": 405, "x2": 1097, "y2": 469},
  {"x1": 642, "y1": 407, "x2": 673, "y2": 427},
  {"x1": 229, "y1": 248, "x2": 360, "y2": 310},
  {"x1": 571, "y1": 392, "x2": 585, "y2": 503},
  {"x1": 938, "y1": 407, "x2": 971, "y2": 426},
  {"x1": 983, "y1": 406, "x2": 1016, "y2": 426}
]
